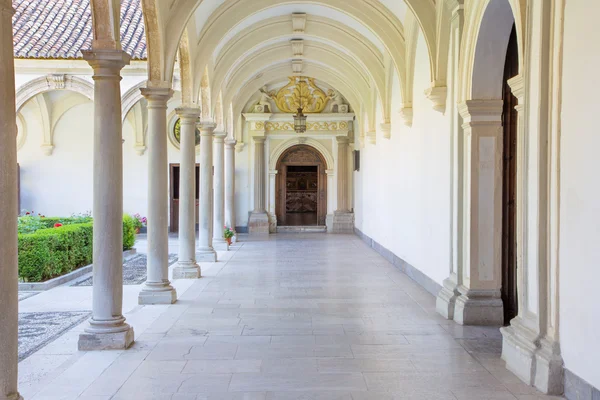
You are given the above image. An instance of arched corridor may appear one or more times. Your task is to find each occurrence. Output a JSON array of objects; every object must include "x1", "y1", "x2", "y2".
[{"x1": 1, "y1": 0, "x2": 599, "y2": 398}]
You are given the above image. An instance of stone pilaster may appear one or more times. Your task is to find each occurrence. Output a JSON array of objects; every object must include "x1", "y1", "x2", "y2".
[
  {"x1": 173, "y1": 107, "x2": 201, "y2": 279},
  {"x1": 249, "y1": 136, "x2": 269, "y2": 234},
  {"x1": 197, "y1": 123, "x2": 217, "y2": 261},
  {"x1": 138, "y1": 87, "x2": 177, "y2": 304},
  {"x1": 436, "y1": 0, "x2": 465, "y2": 320},
  {"x1": 268, "y1": 169, "x2": 278, "y2": 233},
  {"x1": 331, "y1": 136, "x2": 354, "y2": 233},
  {"x1": 224, "y1": 139, "x2": 237, "y2": 238},
  {"x1": 0, "y1": 2, "x2": 23, "y2": 398},
  {"x1": 78, "y1": 49, "x2": 134, "y2": 350},
  {"x1": 453, "y1": 100, "x2": 504, "y2": 326},
  {"x1": 212, "y1": 132, "x2": 228, "y2": 250}
]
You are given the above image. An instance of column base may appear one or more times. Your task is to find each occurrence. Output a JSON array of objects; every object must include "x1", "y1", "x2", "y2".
[
  {"x1": 453, "y1": 286, "x2": 504, "y2": 325},
  {"x1": 196, "y1": 248, "x2": 217, "y2": 262},
  {"x1": 249, "y1": 212, "x2": 270, "y2": 235},
  {"x1": 172, "y1": 261, "x2": 201, "y2": 279},
  {"x1": 330, "y1": 211, "x2": 354, "y2": 233},
  {"x1": 501, "y1": 319, "x2": 564, "y2": 395},
  {"x1": 213, "y1": 238, "x2": 230, "y2": 251},
  {"x1": 436, "y1": 277, "x2": 460, "y2": 320},
  {"x1": 138, "y1": 282, "x2": 177, "y2": 305},
  {"x1": 78, "y1": 323, "x2": 134, "y2": 351},
  {"x1": 0, "y1": 394, "x2": 23, "y2": 400},
  {"x1": 268, "y1": 213, "x2": 278, "y2": 233}
]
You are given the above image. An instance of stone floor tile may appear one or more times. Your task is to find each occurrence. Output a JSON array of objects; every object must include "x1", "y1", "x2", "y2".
[
  {"x1": 183, "y1": 360, "x2": 262, "y2": 374},
  {"x1": 229, "y1": 373, "x2": 367, "y2": 391}
]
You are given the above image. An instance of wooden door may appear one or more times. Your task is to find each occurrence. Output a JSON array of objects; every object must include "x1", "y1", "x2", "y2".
[
  {"x1": 501, "y1": 25, "x2": 519, "y2": 324},
  {"x1": 275, "y1": 145, "x2": 327, "y2": 226}
]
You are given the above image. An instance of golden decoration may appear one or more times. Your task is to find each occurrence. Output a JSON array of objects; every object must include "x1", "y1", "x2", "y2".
[
  {"x1": 269, "y1": 77, "x2": 329, "y2": 114},
  {"x1": 264, "y1": 121, "x2": 346, "y2": 131}
]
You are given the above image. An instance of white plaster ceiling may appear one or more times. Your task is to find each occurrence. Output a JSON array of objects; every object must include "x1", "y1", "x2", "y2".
[
  {"x1": 210, "y1": 4, "x2": 387, "y2": 63},
  {"x1": 377, "y1": 0, "x2": 408, "y2": 23},
  {"x1": 194, "y1": 0, "x2": 227, "y2": 38}
]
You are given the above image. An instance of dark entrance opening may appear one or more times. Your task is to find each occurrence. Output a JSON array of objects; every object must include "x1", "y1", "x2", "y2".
[
  {"x1": 169, "y1": 163, "x2": 200, "y2": 232},
  {"x1": 285, "y1": 165, "x2": 318, "y2": 226},
  {"x1": 501, "y1": 24, "x2": 519, "y2": 324}
]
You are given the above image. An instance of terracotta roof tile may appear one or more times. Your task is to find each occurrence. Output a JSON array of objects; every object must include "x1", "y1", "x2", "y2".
[{"x1": 12, "y1": 0, "x2": 147, "y2": 60}]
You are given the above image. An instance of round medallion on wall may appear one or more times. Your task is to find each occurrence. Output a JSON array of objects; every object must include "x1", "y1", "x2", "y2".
[{"x1": 169, "y1": 117, "x2": 201, "y2": 149}]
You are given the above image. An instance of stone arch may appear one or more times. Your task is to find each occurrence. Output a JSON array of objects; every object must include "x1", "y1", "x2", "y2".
[
  {"x1": 200, "y1": 67, "x2": 211, "y2": 121},
  {"x1": 121, "y1": 80, "x2": 148, "y2": 122},
  {"x1": 16, "y1": 75, "x2": 94, "y2": 114},
  {"x1": 89, "y1": 0, "x2": 121, "y2": 50},
  {"x1": 270, "y1": 138, "x2": 334, "y2": 171},
  {"x1": 460, "y1": 0, "x2": 524, "y2": 100},
  {"x1": 275, "y1": 143, "x2": 329, "y2": 226}
]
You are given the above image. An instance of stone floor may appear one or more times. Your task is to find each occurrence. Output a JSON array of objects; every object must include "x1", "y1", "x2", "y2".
[{"x1": 18, "y1": 233, "x2": 564, "y2": 400}]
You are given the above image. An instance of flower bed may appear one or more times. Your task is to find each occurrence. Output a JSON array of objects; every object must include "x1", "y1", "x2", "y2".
[{"x1": 17, "y1": 213, "x2": 138, "y2": 282}]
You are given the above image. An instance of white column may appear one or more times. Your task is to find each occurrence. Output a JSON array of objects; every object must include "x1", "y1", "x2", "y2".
[
  {"x1": 224, "y1": 138, "x2": 237, "y2": 235},
  {"x1": 138, "y1": 87, "x2": 177, "y2": 304},
  {"x1": 173, "y1": 107, "x2": 201, "y2": 279},
  {"x1": 248, "y1": 136, "x2": 269, "y2": 234},
  {"x1": 78, "y1": 49, "x2": 134, "y2": 350},
  {"x1": 0, "y1": 2, "x2": 23, "y2": 398},
  {"x1": 268, "y1": 169, "x2": 278, "y2": 233},
  {"x1": 453, "y1": 100, "x2": 504, "y2": 326},
  {"x1": 212, "y1": 133, "x2": 227, "y2": 250},
  {"x1": 437, "y1": 0, "x2": 465, "y2": 320},
  {"x1": 197, "y1": 123, "x2": 217, "y2": 261}
]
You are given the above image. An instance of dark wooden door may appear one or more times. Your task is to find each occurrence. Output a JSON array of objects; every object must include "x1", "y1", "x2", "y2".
[
  {"x1": 169, "y1": 164, "x2": 200, "y2": 232},
  {"x1": 501, "y1": 25, "x2": 519, "y2": 324},
  {"x1": 276, "y1": 145, "x2": 327, "y2": 226}
]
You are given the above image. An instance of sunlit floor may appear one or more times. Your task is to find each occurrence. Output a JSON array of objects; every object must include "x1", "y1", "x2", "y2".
[{"x1": 18, "y1": 233, "x2": 564, "y2": 399}]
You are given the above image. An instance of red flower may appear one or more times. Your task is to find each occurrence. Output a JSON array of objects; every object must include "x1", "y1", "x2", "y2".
[
  {"x1": 26, "y1": 212, "x2": 30, "y2": 215},
  {"x1": 54, "y1": 223, "x2": 63, "y2": 228}
]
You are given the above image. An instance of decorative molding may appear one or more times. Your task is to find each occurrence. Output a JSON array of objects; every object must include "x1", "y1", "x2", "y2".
[
  {"x1": 121, "y1": 80, "x2": 148, "y2": 122},
  {"x1": 290, "y1": 39, "x2": 304, "y2": 56},
  {"x1": 269, "y1": 76, "x2": 329, "y2": 114},
  {"x1": 16, "y1": 74, "x2": 94, "y2": 113},
  {"x1": 263, "y1": 121, "x2": 350, "y2": 132},
  {"x1": 366, "y1": 130, "x2": 376, "y2": 145},
  {"x1": 269, "y1": 137, "x2": 334, "y2": 170},
  {"x1": 235, "y1": 142, "x2": 245, "y2": 153},
  {"x1": 380, "y1": 122, "x2": 391, "y2": 139},
  {"x1": 399, "y1": 103, "x2": 413, "y2": 127},
  {"x1": 425, "y1": 85, "x2": 448, "y2": 113},
  {"x1": 292, "y1": 60, "x2": 303, "y2": 74},
  {"x1": 292, "y1": 13, "x2": 307, "y2": 33}
]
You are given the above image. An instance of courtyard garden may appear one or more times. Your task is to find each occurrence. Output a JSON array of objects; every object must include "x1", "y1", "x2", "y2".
[{"x1": 17, "y1": 211, "x2": 141, "y2": 282}]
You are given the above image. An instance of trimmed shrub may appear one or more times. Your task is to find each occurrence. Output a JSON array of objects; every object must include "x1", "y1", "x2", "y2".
[
  {"x1": 18, "y1": 223, "x2": 93, "y2": 282},
  {"x1": 122, "y1": 214, "x2": 136, "y2": 251}
]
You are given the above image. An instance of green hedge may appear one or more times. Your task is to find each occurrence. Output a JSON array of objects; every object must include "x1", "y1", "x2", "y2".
[
  {"x1": 18, "y1": 223, "x2": 93, "y2": 282},
  {"x1": 18, "y1": 215, "x2": 138, "y2": 282}
]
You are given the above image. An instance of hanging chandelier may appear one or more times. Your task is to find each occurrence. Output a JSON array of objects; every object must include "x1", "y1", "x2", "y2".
[{"x1": 293, "y1": 105, "x2": 307, "y2": 134}]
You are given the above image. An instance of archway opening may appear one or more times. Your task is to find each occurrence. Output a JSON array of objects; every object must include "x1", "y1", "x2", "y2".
[
  {"x1": 275, "y1": 145, "x2": 327, "y2": 227},
  {"x1": 501, "y1": 24, "x2": 519, "y2": 324}
]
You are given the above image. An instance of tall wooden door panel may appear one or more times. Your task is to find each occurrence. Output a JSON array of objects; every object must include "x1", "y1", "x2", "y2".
[{"x1": 169, "y1": 164, "x2": 200, "y2": 233}]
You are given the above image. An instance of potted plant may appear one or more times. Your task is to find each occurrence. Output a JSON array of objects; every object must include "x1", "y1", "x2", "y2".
[
  {"x1": 223, "y1": 226, "x2": 235, "y2": 245},
  {"x1": 133, "y1": 213, "x2": 147, "y2": 234}
]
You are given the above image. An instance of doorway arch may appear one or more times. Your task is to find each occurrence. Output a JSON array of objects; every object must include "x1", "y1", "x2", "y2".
[{"x1": 276, "y1": 145, "x2": 328, "y2": 227}]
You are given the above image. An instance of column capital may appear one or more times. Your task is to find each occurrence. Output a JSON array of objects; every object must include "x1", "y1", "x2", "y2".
[
  {"x1": 214, "y1": 131, "x2": 227, "y2": 141},
  {"x1": 198, "y1": 122, "x2": 216, "y2": 136},
  {"x1": 140, "y1": 87, "x2": 174, "y2": 105},
  {"x1": 225, "y1": 138, "x2": 237, "y2": 148},
  {"x1": 175, "y1": 106, "x2": 201, "y2": 121},
  {"x1": 253, "y1": 136, "x2": 266, "y2": 143},
  {"x1": 82, "y1": 49, "x2": 130, "y2": 76},
  {"x1": 269, "y1": 169, "x2": 279, "y2": 176},
  {"x1": 336, "y1": 136, "x2": 350, "y2": 144},
  {"x1": 458, "y1": 100, "x2": 503, "y2": 125},
  {"x1": 326, "y1": 169, "x2": 335, "y2": 176},
  {"x1": 507, "y1": 74, "x2": 525, "y2": 103}
]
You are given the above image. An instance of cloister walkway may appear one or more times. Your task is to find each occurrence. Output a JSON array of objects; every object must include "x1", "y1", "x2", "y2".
[{"x1": 19, "y1": 234, "x2": 563, "y2": 399}]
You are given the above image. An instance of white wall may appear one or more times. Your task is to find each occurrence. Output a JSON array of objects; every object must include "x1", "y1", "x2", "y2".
[
  {"x1": 354, "y1": 32, "x2": 451, "y2": 286},
  {"x1": 559, "y1": 0, "x2": 600, "y2": 389},
  {"x1": 18, "y1": 97, "x2": 94, "y2": 216}
]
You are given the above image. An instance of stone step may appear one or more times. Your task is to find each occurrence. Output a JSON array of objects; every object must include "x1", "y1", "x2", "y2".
[{"x1": 276, "y1": 225, "x2": 327, "y2": 233}]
